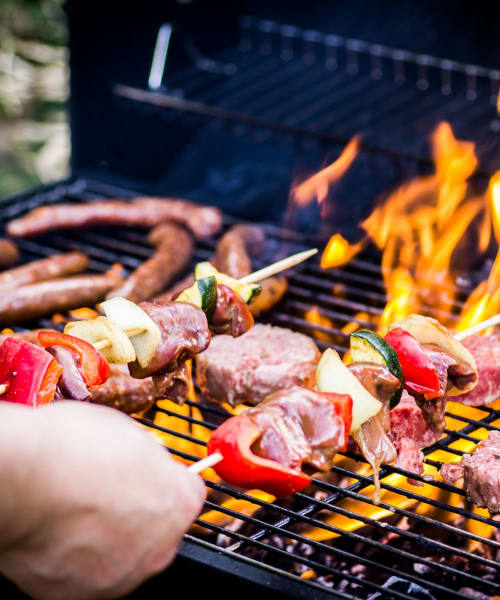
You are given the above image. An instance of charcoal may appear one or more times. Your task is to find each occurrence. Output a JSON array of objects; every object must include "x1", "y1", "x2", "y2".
[{"x1": 367, "y1": 576, "x2": 437, "y2": 600}]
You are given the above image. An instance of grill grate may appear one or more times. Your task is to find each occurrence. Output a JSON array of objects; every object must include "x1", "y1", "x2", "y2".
[
  {"x1": 0, "y1": 178, "x2": 499, "y2": 600},
  {"x1": 114, "y1": 16, "x2": 500, "y2": 174}
]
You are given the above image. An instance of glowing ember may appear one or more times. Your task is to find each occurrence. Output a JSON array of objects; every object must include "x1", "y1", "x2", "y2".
[
  {"x1": 292, "y1": 136, "x2": 360, "y2": 207},
  {"x1": 305, "y1": 306, "x2": 334, "y2": 342}
]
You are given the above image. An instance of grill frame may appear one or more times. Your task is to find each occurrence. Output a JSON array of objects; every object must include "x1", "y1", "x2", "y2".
[{"x1": 1, "y1": 177, "x2": 499, "y2": 600}]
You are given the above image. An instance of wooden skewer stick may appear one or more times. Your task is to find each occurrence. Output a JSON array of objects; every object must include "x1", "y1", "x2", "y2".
[
  {"x1": 188, "y1": 452, "x2": 223, "y2": 474},
  {"x1": 93, "y1": 327, "x2": 145, "y2": 351},
  {"x1": 239, "y1": 248, "x2": 318, "y2": 284},
  {"x1": 454, "y1": 314, "x2": 500, "y2": 341}
]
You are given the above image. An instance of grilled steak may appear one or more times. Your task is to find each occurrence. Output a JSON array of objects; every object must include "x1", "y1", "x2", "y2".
[
  {"x1": 440, "y1": 431, "x2": 500, "y2": 514},
  {"x1": 0, "y1": 239, "x2": 20, "y2": 269},
  {"x1": 455, "y1": 335, "x2": 500, "y2": 406},
  {"x1": 196, "y1": 323, "x2": 320, "y2": 406},
  {"x1": 0, "y1": 252, "x2": 88, "y2": 291},
  {"x1": 90, "y1": 365, "x2": 155, "y2": 414},
  {"x1": 7, "y1": 197, "x2": 222, "y2": 240},
  {"x1": 248, "y1": 387, "x2": 347, "y2": 473},
  {"x1": 108, "y1": 223, "x2": 193, "y2": 303},
  {"x1": 389, "y1": 390, "x2": 441, "y2": 478}
]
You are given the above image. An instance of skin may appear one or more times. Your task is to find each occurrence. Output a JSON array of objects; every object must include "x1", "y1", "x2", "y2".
[{"x1": 0, "y1": 401, "x2": 206, "y2": 600}]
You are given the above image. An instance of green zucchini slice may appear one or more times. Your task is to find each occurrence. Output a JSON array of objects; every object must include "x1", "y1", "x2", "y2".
[
  {"x1": 194, "y1": 261, "x2": 261, "y2": 303},
  {"x1": 350, "y1": 329, "x2": 404, "y2": 408},
  {"x1": 177, "y1": 275, "x2": 218, "y2": 320}
]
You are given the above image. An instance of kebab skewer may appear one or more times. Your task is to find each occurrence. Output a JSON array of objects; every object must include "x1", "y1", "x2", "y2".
[
  {"x1": 0, "y1": 249, "x2": 317, "y2": 409},
  {"x1": 204, "y1": 314, "x2": 485, "y2": 498}
]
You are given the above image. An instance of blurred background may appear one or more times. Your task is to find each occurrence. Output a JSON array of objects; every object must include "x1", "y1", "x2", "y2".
[{"x1": 0, "y1": 0, "x2": 68, "y2": 200}]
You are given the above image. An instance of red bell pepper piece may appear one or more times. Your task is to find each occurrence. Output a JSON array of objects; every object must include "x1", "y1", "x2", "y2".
[
  {"x1": 0, "y1": 337, "x2": 63, "y2": 407},
  {"x1": 385, "y1": 328, "x2": 440, "y2": 399},
  {"x1": 37, "y1": 330, "x2": 109, "y2": 387},
  {"x1": 323, "y1": 392, "x2": 353, "y2": 452},
  {"x1": 207, "y1": 414, "x2": 312, "y2": 498}
]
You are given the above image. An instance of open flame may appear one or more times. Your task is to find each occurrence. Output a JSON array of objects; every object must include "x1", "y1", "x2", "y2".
[
  {"x1": 291, "y1": 136, "x2": 360, "y2": 208},
  {"x1": 320, "y1": 122, "x2": 498, "y2": 333},
  {"x1": 147, "y1": 122, "x2": 500, "y2": 551}
]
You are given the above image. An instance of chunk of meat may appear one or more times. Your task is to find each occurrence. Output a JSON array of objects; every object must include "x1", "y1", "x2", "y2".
[
  {"x1": 209, "y1": 284, "x2": 254, "y2": 337},
  {"x1": 195, "y1": 324, "x2": 320, "y2": 407},
  {"x1": 153, "y1": 360, "x2": 192, "y2": 405},
  {"x1": 129, "y1": 301, "x2": 210, "y2": 379},
  {"x1": 440, "y1": 431, "x2": 500, "y2": 514},
  {"x1": 456, "y1": 335, "x2": 500, "y2": 406},
  {"x1": 248, "y1": 387, "x2": 346, "y2": 473},
  {"x1": 89, "y1": 365, "x2": 155, "y2": 414},
  {"x1": 389, "y1": 390, "x2": 441, "y2": 480}
]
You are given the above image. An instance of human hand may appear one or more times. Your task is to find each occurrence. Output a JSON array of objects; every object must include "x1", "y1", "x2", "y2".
[{"x1": 0, "y1": 401, "x2": 205, "y2": 599}]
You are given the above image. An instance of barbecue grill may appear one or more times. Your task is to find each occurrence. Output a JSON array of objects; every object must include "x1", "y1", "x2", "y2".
[{"x1": 1, "y1": 1, "x2": 500, "y2": 598}]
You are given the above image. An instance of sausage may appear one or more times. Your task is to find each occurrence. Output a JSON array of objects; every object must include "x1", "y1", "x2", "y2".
[
  {"x1": 89, "y1": 365, "x2": 155, "y2": 414},
  {"x1": 7, "y1": 197, "x2": 222, "y2": 240},
  {"x1": 107, "y1": 223, "x2": 193, "y2": 303},
  {"x1": 0, "y1": 239, "x2": 20, "y2": 269},
  {"x1": 248, "y1": 276, "x2": 288, "y2": 317},
  {"x1": 0, "y1": 272, "x2": 122, "y2": 326},
  {"x1": 0, "y1": 252, "x2": 88, "y2": 291},
  {"x1": 213, "y1": 225, "x2": 265, "y2": 278}
]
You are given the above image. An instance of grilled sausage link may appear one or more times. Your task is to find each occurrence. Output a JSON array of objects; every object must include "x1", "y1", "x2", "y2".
[
  {"x1": 213, "y1": 225, "x2": 265, "y2": 278},
  {"x1": 0, "y1": 272, "x2": 122, "y2": 326},
  {"x1": 0, "y1": 239, "x2": 20, "y2": 269},
  {"x1": 89, "y1": 365, "x2": 155, "y2": 414},
  {"x1": 0, "y1": 252, "x2": 88, "y2": 291},
  {"x1": 107, "y1": 223, "x2": 193, "y2": 303},
  {"x1": 7, "y1": 197, "x2": 222, "y2": 240}
]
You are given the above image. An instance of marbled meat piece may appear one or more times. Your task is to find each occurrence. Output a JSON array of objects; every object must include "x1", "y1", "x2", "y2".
[
  {"x1": 389, "y1": 390, "x2": 441, "y2": 478},
  {"x1": 440, "y1": 431, "x2": 500, "y2": 514},
  {"x1": 196, "y1": 323, "x2": 320, "y2": 407},
  {"x1": 456, "y1": 335, "x2": 500, "y2": 407},
  {"x1": 248, "y1": 387, "x2": 346, "y2": 473}
]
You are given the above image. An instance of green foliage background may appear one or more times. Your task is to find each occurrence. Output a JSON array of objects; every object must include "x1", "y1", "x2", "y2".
[{"x1": 0, "y1": 0, "x2": 69, "y2": 200}]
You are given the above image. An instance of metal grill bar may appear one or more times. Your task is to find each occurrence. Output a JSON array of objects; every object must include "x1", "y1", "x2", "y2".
[
  {"x1": 1, "y1": 178, "x2": 498, "y2": 600},
  {"x1": 113, "y1": 16, "x2": 500, "y2": 175}
]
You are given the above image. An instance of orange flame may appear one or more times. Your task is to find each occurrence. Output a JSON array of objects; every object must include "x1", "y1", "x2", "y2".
[
  {"x1": 345, "y1": 121, "x2": 482, "y2": 328},
  {"x1": 293, "y1": 136, "x2": 360, "y2": 207},
  {"x1": 457, "y1": 172, "x2": 500, "y2": 330},
  {"x1": 321, "y1": 234, "x2": 365, "y2": 268}
]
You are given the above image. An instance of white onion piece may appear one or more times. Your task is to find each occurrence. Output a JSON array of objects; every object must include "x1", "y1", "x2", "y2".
[
  {"x1": 100, "y1": 297, "x2": 161, "y2": 368},
  {"x1": 316, "y1": 348, "x2": 382, "y2": 432},
  {"x1": 65, "y1": 316, "x2": 136, "y2": 364}
]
